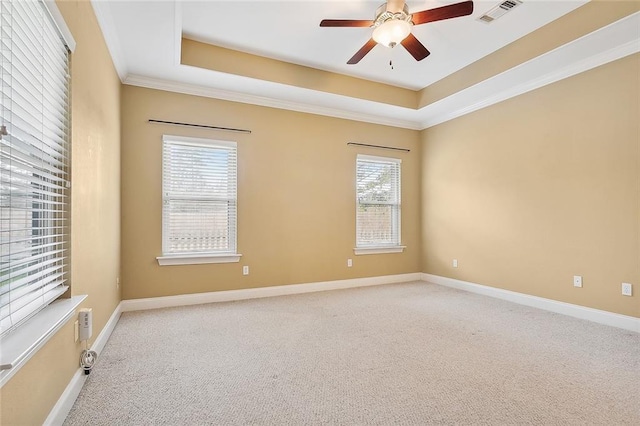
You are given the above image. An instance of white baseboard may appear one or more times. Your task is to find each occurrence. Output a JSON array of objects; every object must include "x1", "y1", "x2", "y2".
[
  {"x1": 44, "y1": 271, "x2": 637, "y2": 425},
  {"x1": 45, "y1": 273, "x2": 420, "y2": 424},
  {"x1": 43, "y1": 368, "x2": 84, "y2": 426},
  {"x1": 121, "y1": 273, "x2": 423, "y2": 312},
  {"x1": 88, "y1": 302, "x2": 122, "y2": 355},
  {"x1": 423, "y1": 273, "x2": 640, "y2": 333},
  {"x1": 44, "y1": 302, "x2": 123, "y2": 426}
]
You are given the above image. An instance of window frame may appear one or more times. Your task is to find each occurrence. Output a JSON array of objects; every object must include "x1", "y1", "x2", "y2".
[
  {"x1": 354, "y1": 154, "x2": 406, "y2": 255},
  {"x1": 1, "y1": 0, "x2": 73, "y2": 337},
  {"x1": 156, "y1": 135, "x2": 241, "y2": 266},
  {"x1": 0, "y1": 0, "x2": 85, "y2": 387}
]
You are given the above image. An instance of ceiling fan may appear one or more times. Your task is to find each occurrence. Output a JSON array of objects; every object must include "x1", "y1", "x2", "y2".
[{"x1": 320, "y1": 0, "x2": 474, "y2": 64}]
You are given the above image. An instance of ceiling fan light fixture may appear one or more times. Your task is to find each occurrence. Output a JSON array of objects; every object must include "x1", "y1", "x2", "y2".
[
  {"x1": 320, "y1": 1, "x2": 474, "y2": 64},
  {"x1": 372, "y1": 19, "x2": 412, "y2": 48}
]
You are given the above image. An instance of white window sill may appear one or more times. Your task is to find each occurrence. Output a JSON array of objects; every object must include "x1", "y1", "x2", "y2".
[
  {"x1": 0, "y1": 294, "x2": 87, "y2": 388},
  {"x1": 354, "y1": 246, "x2": 406, "y2": 255},
  {"x1": 156, "y1": 253, "x2": 242, "y2": 266}
]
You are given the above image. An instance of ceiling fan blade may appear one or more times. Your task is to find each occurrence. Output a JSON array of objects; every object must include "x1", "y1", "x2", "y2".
[
  {"x1": 347, "y1": 39, "x2": 378, "y2": 64},
  {"x1": 411, "y1": 0, "x2": 474, "y2": 25},
  {"x1": 401, "y1": 33, "x2": 430, "y2": 61},
  {"x1": 320, "y1": 19, "x2": 374, "y2": 27}
]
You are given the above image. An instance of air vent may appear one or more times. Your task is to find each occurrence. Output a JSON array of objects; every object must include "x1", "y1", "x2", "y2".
[{"x1": 477, "y1": 0, "x2": 523, "y2": 24}]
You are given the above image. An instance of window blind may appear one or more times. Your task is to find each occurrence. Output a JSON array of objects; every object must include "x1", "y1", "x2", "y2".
[
  {"x1": 356, "y1": 155, "x2": 401, "y2": 247},
  {"x1": 0, "y1": 0, "x2": 71, "y2": 335},
  {"x1": 162, "y1": 136, "x2": 237, "y2": 255}
]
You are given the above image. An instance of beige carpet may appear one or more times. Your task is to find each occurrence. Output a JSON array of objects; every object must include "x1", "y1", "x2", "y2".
[{"x1": 64, "y1": 282, "x2": 640, "y2": 425}]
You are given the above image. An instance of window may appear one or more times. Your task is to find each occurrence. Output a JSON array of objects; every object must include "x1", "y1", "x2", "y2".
[
  {"x1": 157, "y1": 135, "x2": 240, "y2": 266},
  {"x1": 1, "y1": 0, "x2": 71, "y2": 335},
  {"x1": 355, "y1": 155, "x2": 404, "y2": 255}
]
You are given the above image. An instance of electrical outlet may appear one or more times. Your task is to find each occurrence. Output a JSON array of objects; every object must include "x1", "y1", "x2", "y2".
[
  {"x1": 573, "y1": 276, "x2": 582, "y2": 288},
  {"x1": 453, "y1": 259, "x2": 458, "y2": 268},
  {"x1": 74, "y1": 320, "x2": 79, "y2": 342},
  {"x1": 622, "y1": 283, "x2": 632, "y2": 296},
  {"x1": 347, "y1": 259, "x2": 353, "y2": 267},
  {"x1": 242, "y1": 266, "x2": 249, "y2": 275},
  {"x1": 116, "y1": 277, "x2": 120, "y2": 288}
]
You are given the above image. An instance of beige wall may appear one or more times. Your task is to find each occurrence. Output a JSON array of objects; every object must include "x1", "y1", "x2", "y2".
[
  {"x1": 421, "y1": 54, "x2": 639, "y2": 318},
  {"x1": 1, "y1": 1, "x2": 637, "y2": 422},
  {"x1": 418, "y1": 0, "x2": 640, "y2": 108},
  {"x1": 0, "y1": 1, "x2": 122, "y2": 424},
  {"x1": 121, "y1": 86, "x2": 422, "y2": 300},
  {"x1": 182, "y1": 38, "x2": 418, "y2": 109}
]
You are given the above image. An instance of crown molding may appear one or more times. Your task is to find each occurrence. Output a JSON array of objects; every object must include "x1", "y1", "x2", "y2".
[
  {"x1": 94, "y1": 1, "x2": 638, "y2": 131},
  {"x1": 419, "y1": 11, "x2": 640, "y2": 129},
  {"x1": 123, "y1": 74, "x2": 423, "y2": 130}
]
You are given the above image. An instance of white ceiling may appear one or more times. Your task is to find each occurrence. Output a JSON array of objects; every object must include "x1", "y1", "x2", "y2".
[
  {"x1": 181, "y1": 0, "x2": 586, "y2": 90},
  {"x1": 91, "y1": 0, "x2": 640, "y2": 129}
]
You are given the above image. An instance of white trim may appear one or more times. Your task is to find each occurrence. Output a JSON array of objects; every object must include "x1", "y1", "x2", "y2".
[
  {"x1": 422, "y1": 273, "x2": 640, "y2": 333},
  {"x1": 356, "y1": 155, "x2": 402, "y2": 252},
  {"x1": 44, "y1": 302, "x2": 123, "y2": 426},
  {"x1": 357, "y1": 154, "x2": 402, "y2": 164},
  {"x1": 0, "y1": 295, "x2": 87, "y2": 387},
  {"x1": 42, "y1": 1, "x2": 76, "y2": 52},
  {"x1": 156, "y1": 253, "x2": 242, "y2": 266},
  {"x1": 123, "y1": 74, "x2": 423, "y2": 131},
  {"x1": 94, "y1": 7, "x2": 637, "y2": 131},
  {"x1": 40, "y1": 273, "x2": 639, "y2": 426},
  {"x1": 43, "y1": 369, "x2": 84, "y2": 426},
  {"x1": 161, "y1": 137, "x2": 238, "y2": 258},
  {"x1": 354, "y1": 246, "x2": 406, "y2": 255},
  {"x1": 89, "y1": 0, "x2": 127, "y2": 81},
  {"x1": 88, "y1": 301, "x2": 123, "y2": 355},
  {"x1": 420, "y1": 12, "x2": 640, "y2": 129},
  {"x1": 115, "y1": 12, "x2": 637, "y2": 132},
  {"x1": 173, "y1": 1, "x2": 183, "y2": 67},
  {"x1": 162, "y1": 134, "x2": 237, "y2": 149},
  {"x1": 121, "y1": 273, "x2": 422, "y2": 312}
]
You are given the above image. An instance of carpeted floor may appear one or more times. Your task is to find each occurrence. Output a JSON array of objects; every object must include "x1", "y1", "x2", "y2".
[{"x1": 64, "y1": 281, "x2": 640, "y2": 425}]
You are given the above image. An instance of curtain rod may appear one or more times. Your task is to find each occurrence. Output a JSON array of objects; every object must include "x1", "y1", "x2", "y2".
[
  {"x1": 148, "y1": 119, "x2": 251, "y2": 134},
  {"x1": 347, "y1": 142, "x2": 410, "y2": 152}
]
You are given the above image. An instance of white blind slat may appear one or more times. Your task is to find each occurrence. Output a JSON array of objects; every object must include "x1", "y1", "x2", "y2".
[
  {"x1": 162, "y1": 138, "x2": 238, "y2": 255},
  {"x1": 0, "y1": 126, "x2": 68, "y2": 159},
  {"x1": 0, "y1": 281, "x2": 66, "y2": 316},
  {"x1": 1, "y1": 241, "x2": 67, "y2": 261},
  {"x1": 0, "y1": 160, "x2": 66, "y2": 183},
  {"x1": 356, "y1": 155, "x2": 401, "y2": 247},
  {"x1": 1, "y1": 145, "x2": 67, "y2": 176},
  {"x1": 0, "y1": 248, "x2": 66, "y2": 272},
  {"x1": 1, "y1": 133, "x2": 67, "y2": 167},
  {"x1": 2, "y1": 269, "x2": 66, "y2": 299},
  {"x1": 0, "y1": 285, "x2": 68, "y2": 333},
  {"x1": 1, "y1": 174, "x2": 69, "y2": 192},
  {"x1": 0, "y1": 0, "x2": 70, "y2": 335}
]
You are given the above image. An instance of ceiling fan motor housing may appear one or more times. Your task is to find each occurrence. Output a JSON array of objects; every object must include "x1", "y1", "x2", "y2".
[{"x1": 373, "y1": 3, "x2": 412, "y2": 27}]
